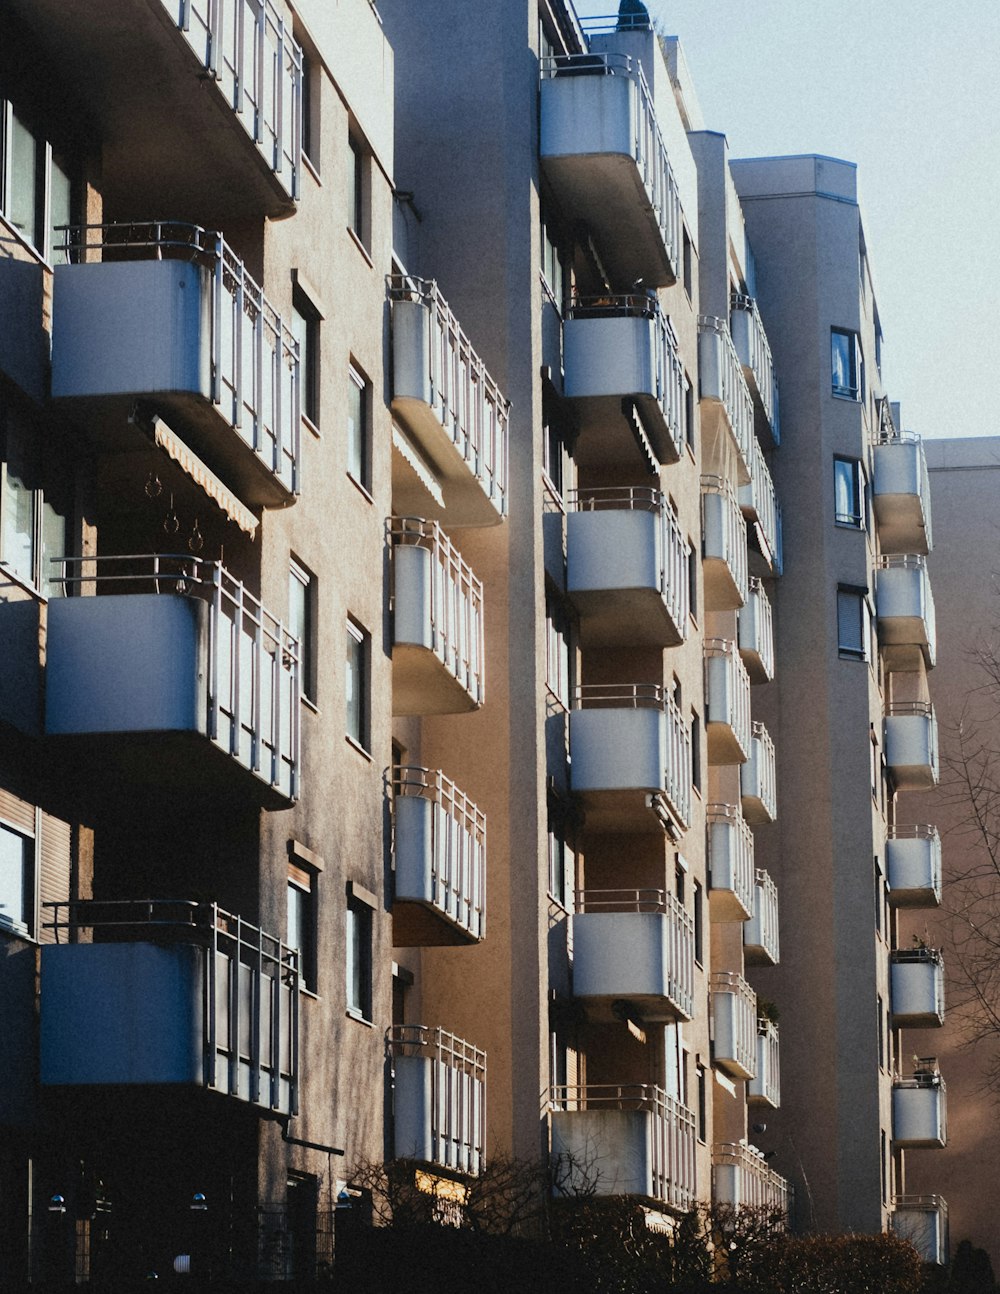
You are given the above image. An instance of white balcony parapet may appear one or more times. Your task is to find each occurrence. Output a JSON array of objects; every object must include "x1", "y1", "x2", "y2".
[
  {"x1": 539, "y1": 52, "x2": 682, "y2": 288},
  {"x1": 893, "y1": 1059, "x2": 947, "y2": 1148},
  {"x1": 392, "y1": 767, "x2": 485, "y2": 945},
  {"x1": 741, "y1": 722, "x2": 777, "y2": 825},
  {"x1": 748, "y1": 1020, "x2": 780, "y2": 1108},
  {"x1": 885, "y1": 703, "x2": 939, "y2": 791},
  {"x1": 387, "y1": 276, "x2": 509, "y2": 526},
  {"x1": 567, "y1": 488, "x2": 689, "y2": 647},
  {"x1": 391, "y1": 518, "x2": 485, "y2": 715},
  {"x1": 390, "y1": 1025, "x2": 486, "y2": 1176},
  {"x1": 705, "y1": 639, "x2": 751, "y2": 766},
  {"x1": 738, "y1": 577, "x2": 774, "y2": 683},
  {"x1": 892, "y1": 1195, "x2": 949, "y2": 1267},
  {"x1": 550, "y1": 1083, "x2": 697, "y2": 1213},
  {"x1": 698, "y1": 316, "x2": 754, "y2": 484},
  {"x1": 41, "y1": 899, "x2": 298, "y2": 1114},
  {"x1": 744, "y1": 869, "x2": 780, "y2": 966},
  {"x1": 52, "y1": 222, "x2": 299, "y2": 506},
  {"x1": 873, "y1": 431, "x2": 933, "y2": 556},
  {"x1": 730, "y1": 292, "x2": 779, "y2": 442},
  {"x1": 711, "y1": 971, "x2": 757, "y2": 1080},
  {"x1": 713, "y1": 1142, "x2": 791, "y2": 1217},
  {"x1": 45, "y1": 554, "x2": 299, "y2": 803},
  {"x1": 563, "y1": 296, "x2": 685, "y2": 465},
  {"x1": 887, "y1": 826, "x2": 942, "y2": 908},
  {"x1": 877, "y1": 556, "x2": 937, "y2": 668},
  {"x1": 707, "y1": 805, "x2": 754, "y2": 923},
  {"x1": 891, "y1": 948, "x2": 945, "y2": 1027},
  {"x1": 739, "y1": 434, "x2": 782, "y2": 573},
  {"x1": 702, "y1": 475, "x2": 748, "y2": 612},
  {"x1": 573, "y1": 889, "x2": 695, "y2": 1021}
]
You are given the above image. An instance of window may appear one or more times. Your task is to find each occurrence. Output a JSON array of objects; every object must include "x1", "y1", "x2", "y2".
[
  {"x1": 346, "y1": 618, "x2": 369, "y2": 750},
  {"x1": 693, "y1": 880, "x2": 704, "y2": 966},
  {"x1": 547, "y1": 827, "x2": 574, "y2": 909},
  {"x1": 287, "y1": 861, "x2": 316, "y2": 991},
  {"x1": 837, "y1": 585, "x2": 871, "y2": 660},
  {"x1": 291, "y1": 291, "x2": 321, "y2": 428},
  {"x1": 691, "y1": 712, "x2": 702, "y2": 793},
  {"x1": 540, "y1": 212, "x2": 564, "y2": 308},
  {"x1": 347, "y1": 364, "x2": 370, "y2": 489},
  {"x1": 831, "y1": 328, "x2": 864, "y2": 400},
  {"x1": 346, "y1": 132, "x2": 364, "y2": 241},
  {"x1": 300, "y1": 49, "x2": 320, "y2": 167},
  {"x1": 834, "y1": 457, "x2": 865, "y2": 528},
  {"x1": 674, "y1": 858, "x2": 686, "y2": 904},
  {"x1": 877, "y1": 993, "x2": 885, "y2": 1070},
  {"x1": 684, "y1": 374, "x2": 695, "y2": 453},
  {"x1": 696, "y1": 1062, "x2": 707, "y2": 1142},
  {"x1": 682, "y1": 228, "x2": 693, "y2": 299},
  {"x1": 880, "y1": 1129, "x2": 887, "y2": 1204},
  {"x1": 1, "y1": 99, "x2": 76, "y2": 263},
  {"x1": 870, "y1": 727, "x2": 880, "y2": 802},
  {"x1": 545, "y1": 595, "x2": 572, "y2": 709},
  {"x1": 346, "y1": 887, "x2": 374, "y2": 1020},
  {"x1": 0, "y1": 822, "x2": 32, "y2": 937},
  {"x1": 874, "y1": 857, "x2": 884, "y2": 937},
  {"x1": 288, "y1": 559, "x2": 316, "y2": 703},
  {"x1": 687, "y1": 544, "x2": 698, "y2": 622},
  {"x1": 1, "y1": 406, "x2": 69, "y2": 597}
]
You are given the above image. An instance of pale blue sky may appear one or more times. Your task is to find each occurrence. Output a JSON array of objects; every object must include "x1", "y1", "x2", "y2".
[{"x1": 571, "y1": 1, "x2": 1000, "y2": 439}]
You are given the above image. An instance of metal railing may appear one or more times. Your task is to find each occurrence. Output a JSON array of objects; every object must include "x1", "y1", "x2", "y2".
[
  {"x1": 707, "y1": 805, "x2": 755, "y2": 917},
  {"x1": 387, "y1": 275, "x2": 509, "y2": 517},
  {"x1": 548, "y1": 1083, "x2": 697, "y2": 1212},
  {"x1": 711, "y1": 970, "x2": 757, "y2": 1078},
  {"x1": 389, "y1": 1025, "x2": 486, "y2": 1175},
  {"x1": 391, "y1": 766, "x2": 486, "y2": 941},
  {"x1": 895, "y1": 1057, "x2": 944, "y2": 1088},
  {"x1": 743, "y1": 721, "x2": 777, "y2": 822},
  {"x1": 698, "y1": 316, "x2": 754, "y2": 474},
  {"x1": 712, "y1": 1142, "x2": 791, "y2": 1216},
  {"x1": 702, "y1": 475, "x2": 748, "y2": 606},
  {"x1": 746, "y1": 869, "x2": 780, "y2": 964},
  {"x1": 739, "y1": 577, "x2": 775, "y2": 680},
  {"x1": 60, "y1": 221, "x2": 300, "y2": 492},
  {"x1": 53, "y1": 554, "x2": 300, "y2": 797},
  {"x1": 166, "y1": 0, "x2": 301, "y2": 197},
  {"x1": 391, "y1": 518, "x2": 485, "y2": 706},
  {"x1": 750, "y1": 1019, "x2": 780, "y2": 1108},
  {"x1": 740, "y1": 435, "x2": 781, "y2": 571},
  {"x1": 730, "y1": 292, "x2": 777, "y2": 434},
  {"x1": 45, "y1": 898, "x2": 298, "y2": 1112},
  {"x1": 886, "y1": 701, "x2": 936, "y2": 719},
  {"x1": 705, "y1": 639, "x2": 752, "y2": 761}
]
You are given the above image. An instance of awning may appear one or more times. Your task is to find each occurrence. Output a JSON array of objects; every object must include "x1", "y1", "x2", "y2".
[
  {"x1": 392, "y1": 424, "x2": 445, "y2": 509},
  {"x1": 151, "y1": 419, "x2": 258, "y2": 537}
]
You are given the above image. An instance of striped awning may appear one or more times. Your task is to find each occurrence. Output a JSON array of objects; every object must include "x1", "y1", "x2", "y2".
[{"x1": 152, "y1": 419, "x2": 258, "y2": 537}]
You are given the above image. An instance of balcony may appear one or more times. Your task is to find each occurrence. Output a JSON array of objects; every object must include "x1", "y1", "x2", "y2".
[
  {"x1": 738, "y1": 577, "x2": 774, "y2": 683},
  {"x1": 45, "y1": 555, "x2": 299, "y2": 805},
  {"x1": 887, "y1": 826, "x2": 942, "y2": 908},
  {"x1": 51, "y1": 223, "x2": 299, "y2": 508},
  {"x1": 744, "y1": 870, "x2": 780, "y2": 966},
  {"x1": 389, "y1": 1026, "x2": 485, "y2": 1176},
  {"x1": 713, "y1": 1143, "x2": 791, "y2": 1216},
  {"x1": 705, "y1": 640, "x2": 751, "y2": 766},
  {"x1": 566, "y1": 488, "x2": 689, "y2": 648},
  {"x1": 5, "y1": 0, "x2": 300, "y2": 221},
  {"x1": 873, "y1": 433, "x2": 933, "y2": 556},
  {"x1": 562, "y1": 297, "x2": 684, "y2": 466},
  {"x1": 391, "y1": 519, "x2": 485, "y2": 716},
  {"x1": 741, "y1": 723, "x2": 777, "y2": 824},
  {"x1": 569, "y1": 684, "x2": 691, "y2": 834},
  {"x1": 702, "y1": 476, "x2": 748, "y2": 612},
  {"x1": 877, "y1": 557, "x2": 936, "y2": 668},
  {"x1": 40, "y1": 900, "x2": 298, "y2": 1114},
  {"x1": 893, "y1": 1060, "x2": 947, "y2": 1148},
  {"x1": 711, "y1": 971, "x2": 757, "y2": 1080},
  {"x1": 698, "y1": 317, "x2": 754, "y2": 484},
  {"x1": 748, "y1": 1020, "x2": 780, "y2": 1108},
  {"x1": 707, "y1": 805, "x2": 754, "y2": 923},
  {"x1": 391, "y1": 767, "x2": 485, "y2": 947},
  {"x1": 739, "y1": 435, "x2": 782, "y2": 573},
  {"x1": 892, "y1": 1196, "x2": 949, "y2": 1266},
  {"x1": 572, "y1": 890, "x2": 694, "y2": 1022},
  {"x1": 539, "y1": 53, "x2": 681, "y2": 288},
  {"x1": 550, "y1": 1084, "x2": 697, "y2": 1213},
  {"x1": 387, "y1": 276, "x2": 509, "y2": 527},
  {"x1": 885, "y1": 704, "x2": 939, "y2": 791},
  {"x1": 891, "y1": 949, "x2": 945, "y2": 1027},
  {"x1": 730, "y1": 293, "x2": 780, "y2": 445}
]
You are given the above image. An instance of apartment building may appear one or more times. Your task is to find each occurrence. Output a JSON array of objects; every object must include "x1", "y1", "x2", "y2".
[{"x1": 0, "y1": 0, "x2": 946, "y2": 1283}]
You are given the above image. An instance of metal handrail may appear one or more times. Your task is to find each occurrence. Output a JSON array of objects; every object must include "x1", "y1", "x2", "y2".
[
  {"x1": 565, "y1": 292, "x2": 659, "y2": 319},
  {"x1": 891, "y1": 946, "x2": 943, "y2": 965},
  {"x1": 886, "y1": 702, "x2": 935, "y2": 718},
  {"x1": 575, "y1": 888, "x2": 688, "y2": 919},
  {"x1": 567, "y1": 485, "x2": 664, "y2": 513},
  {"x1": 574, "y1": 681, "x2": 671, "y2": 711},
  {"x1": 879, "y1": 554, "x2": 929, "y2": 571},
  {"x1": 888, "y1": 824, "x2": 940, "y2": 841},
  {"x1": 388, "y1": 1024, "x2": 486, "y2": 1078}
]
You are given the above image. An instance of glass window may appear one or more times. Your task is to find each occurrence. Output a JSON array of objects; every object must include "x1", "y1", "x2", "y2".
[
  {"x1": 291, "y1": 297, "x2": 320, "y2": 427},
  {"x1": 347, "y1": 134, "x2": 363, "y2": 236},
  {"x1": 347, "y1": 365, "x2": 368, "y2": 487},
  {"x1": 693, "y1": 880, "x2": 704, "y2": 966},
  {"x1": 289, "y1": 559, "x2": 315, "y2": 702},
  {"x1": 49, "y1": 154, "x2": 72, "y2": 266},
  {"x1": 346, "y1": 619, "x2": 368, "y2": 749},
  {"x1": 1, "y1": 456, "x2": 34, "y2": 586},
  {"x1": 831, "y1": 328, "x2": 863, "y2": 400},
  {"x1": 545, "y1": 597, "x2": 571, "y2": 708},
  {"x1": 540, "y1": 215, "x2": 563, "y2": 307},
  {"x1": 8, "y1": 107, "x2": 40, "y2": 247},
  {"x1": 0, "y1": 823, "x2": 32, "y2": 936},
  {"x1": 837, "y1": 586, "x2": 869, "y2": 659},
  {"x1": 346, "y1": 897, "x2": 372, "y2": 1018},
  {"x1": 547, "y1": 828, "x2": 573, "y2": 909},
  {"x1": 834, "y1": 457, "x2": 865, "y2": 527},
  {"x1": 287, "y1": 865, "x2": 316, "y2": 991}
]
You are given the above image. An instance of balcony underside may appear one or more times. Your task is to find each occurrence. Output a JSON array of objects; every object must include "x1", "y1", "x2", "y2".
[
  {"x1": 571, "y1": 787, "x2": 672, "y2": 836},
  {"x1": 873, "y1": 495, "x2": 930, "y2": 557},
  {"x1": 391, "y1": 402, "x2": 503, "y2": 529},
  {"x1": 569, "y1": 586, "x2": 682, "y2": 649},
  {"x1": 707, "y1": 721, "x2": 748, "y2": 767},
  {"x1": 700, "y1": 402, "x2": 750, "y2": 487},
  {"x1": 704, "y1": 557, "x2": 745, "y2": 613},
  {"x1": 392, "y1": 645, "x2": 481, "y2": 717},
  {"x1": 566, "y1": 395, "x2": 672, "y2": 471},
  {"x1": 392, "y1": 899, "x2": 479, "y2": 948}
]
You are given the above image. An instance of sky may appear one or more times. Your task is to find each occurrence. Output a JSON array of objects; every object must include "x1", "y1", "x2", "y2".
[{"x1": 571, "y1": 0, "x2": 1000, "y2": 440}]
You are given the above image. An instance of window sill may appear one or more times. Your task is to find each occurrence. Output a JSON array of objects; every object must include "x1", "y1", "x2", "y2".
[
  {"x1": 302, "y1": 413, "x2": 321, "y2": 441},
  {"x1": 347, "y1": 473, "x2": 374, "y2": 505},
  {"x1": 834, "y1": 518, "x2": 865, "y2": 530},
  {"x1": 838, "y1": 650, "x2": 868, "y2": 662},
  {"x1": 547, "y1": 891, "x2": 571, "y2": 914},
  {"x1": 301, "y1": 695, "x2": 320, "y2": 716},
  {"x1": 0, "y1": 562, "x2": 47, "y2": 603},
  {"x1": 347, "y1": 226, "x2": 373, "y2": 268},
  {"x1": 299, "y1": 986, "x2": 321, "y2": 1001},
  {"x1": 346, "y1": 734, "x2": 373, "y2": 762},
  {"x1": 0, "y1": 213, "x2": 51, "y2": 270},
  {"x1": 302, "y1": 152, "x2": 322, "y2": 186},
  {"x1": 346, "y1": 1009, "x2": 375, "y2": 1028},
  {"x1": 831, "y1": 389, "x2": 861, "y2": 402}
]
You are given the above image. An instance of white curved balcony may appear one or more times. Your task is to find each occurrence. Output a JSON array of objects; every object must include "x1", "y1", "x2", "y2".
[
  {"x1": 698, "y1": 316, "x2": 753, "y2": 484},
  {"x1": 711, "y1": 971, "x2": 757, "y2": 1080},
  {"x1": 893, "y1": 1061, "x2": 947, "y2": 1149},
  {"x1": 739, "y1": 435, "x2": 782, "y2": 573},
  {"x1": 392, "y1": 767, "x2": 485, "y2": 947},
  {"x1": 873, "y1": 433, "x2": 933, "y2": 556},
  {"x1": 744, "y1": 869, "x2": 780, "y2": 966},
  {"x1": 741, "y1": 723, "x2": 777, "y2": 824},
  {"x1": 705, "y1": 639, "x2": 751, "y2": 766},
  {"x1": 389, "y1": 1025, "x2": 486, "y2": 1176},
  {"x1": 713, "y1": 1142, "x2": 790, "y2": 1216},
  {"x1": 885, "y1": 703, "x2": 939, "y2": 791},
  {"x1": 730, "y1": 292, "x2": 779, "y2": 444},
  {"x1": 887, "y1": 826, "x2": 942, "y2": 908},
  {"x1": 388, "y1": 276, "x2": 508, "y2": 527},
  {"x1": 892, "y1": 1196, "x2": 949, "y2": 1266},
  {"x1": 392, "y1": 519, "x2": 485, "y2": 715},
  {"x1": 877, "y1": 556, "x2": 936, "y2": 669},
  {"x1": 738, "y1": 577, "x2": 774, "y2": 683},
  {"x1": 702, "y1": 476, "x2": 748, "y2": 612},
  {"x1": 891, "y1": 949, "x2": 945, "y2": 1027},
  {"x1": 539, "y1": 52, "x2": 681, "y2": 288},
  {"x1": 748, "y1": 1019, "x2": 780, "y2": 1108},
  {"x1": 707, "y1": 805, "x2": 754, "y2": 923}
]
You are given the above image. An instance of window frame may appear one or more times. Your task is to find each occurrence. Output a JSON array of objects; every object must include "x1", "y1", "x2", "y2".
[
  {"x1": 0, "y1": 818, "x2": 34, "y2": 938},
  {"x1": 345, "y1": 617, "x2": 370, "y2": 752},
  {"x1": 291, "y1": 289, "x2": 322, "y2": 430},
  {"x1": 288, "y1": 557, "x2": 317, "y2": 705},
  {"x1": 833, "y1": 456, "x2": 866, "y2": 529},
  {"x1": 346, "y1": 131, "x2": 366, "y2": 245},
  {"x1": 837, "y1": 584, "x2": 872, "y2": 660},
  {"x1": 346, "y1": 886, "x2": 374, "y2": 1022},
  {"x1": 347, "y1": 362, "x2": 371, "y2": 491},
  {"x1": 831, "y1": 327, "x2": 864, "y2": 401},
  {"x1": 287, "y1": 861, "x2": 317, "y2": 992}
]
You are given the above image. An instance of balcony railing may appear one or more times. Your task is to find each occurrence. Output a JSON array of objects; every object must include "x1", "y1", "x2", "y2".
[
  {"x1": 730, "y1": 293, "x2": 779, "y2": 442},
  {"x1": 877, "y1": 556, "x2": 937, "y2": 668},
  {"x1": 391, "y1": 767, "x2": 486, "y2": 945},
  {"x1": 885, "y1": 703, "x2": 939, "y2": 791},
  {"x1": 46, "y1": 554, "x2": 299, "y2": 802},
  {"x1": 566, "y1": 488, "x2": 689, "y2": 647},
  {"x1": 711, "y1": 971, "x2": 757, "y2": 1080},
  {"x1": 391, "y1": 518, "x2": 485, "y2": 715},
  {"x1": 893, "y1": 1059, "x2": 947, "y2": 1148},
  {"x1": 41, "y1": 899, "x2": 298, "y2": 1113},
  {"x1": 748, "y1": 1019, "x2": 780, "y2": 1108},
  {"x1": 702, "y1": 475, "x2": 748, "y2": 612},
  {"x1": 887, "y1": 826, "x2": 942, "y2": 907},
  {"x1": 741, "y1": 722, "x2": 777, "y2": 824},
  {"x1": 562, "y1": 296, "x2": 685, "y2": 464},
  {"x1": 873, "y1": 432, "x2": 933, "y2": 556},
  {"x1": 573, "y1": 889, "x2": 695, "y2": 1021},
  {"x1": 744, "y1": 869, "x2": 780, "y2": 966},
  {"x1": 891, "y1": 948, "x2": 945, "y2": 1027},
  {"x1": 705, "y1": 639, "x2": 752, "y2": 766},
  {"x1": 53, "y1": 222, "x2": 300, "y2": 505},
  {"x1": 738, "y1": 577, "x2": 775, "y2": 683},
  {"x1": 698, "y1": 316, "x2": 754, "y2": 482},
  {"x1": 539, "y1": 52, "x2": 682, "y2": 287},
  {"x1": 892, "y1": 1195, "x2": 949, "y2": 1266},
  {"x1": 389, "y1": 1025, "x2": 486, "y2": 1176},
  {"x1": 739, "y1": 435, "x2": 782, "y2": 572},
  {"x1": 713, "y1": 1142, "x2": 791, "y2": 1216},
  {"x1": 549, "y1": 1084, "x2": 697, "y2": 1213},
  {"x1": 707, "y1": 805, "x2": 754, "y2": 922},
  {"x1": 387, "y1": 276, "x2": 509, "y2": 526}
]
